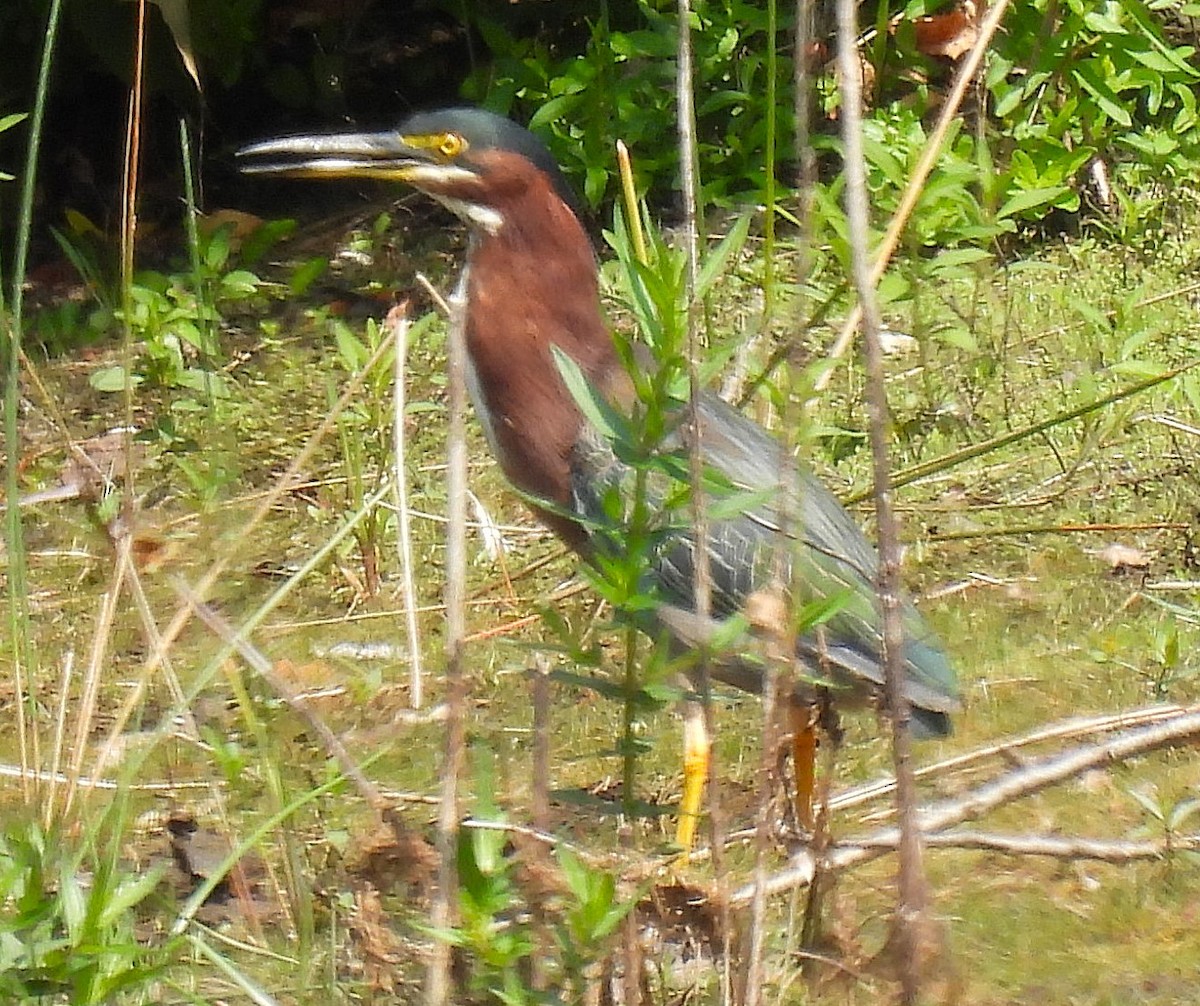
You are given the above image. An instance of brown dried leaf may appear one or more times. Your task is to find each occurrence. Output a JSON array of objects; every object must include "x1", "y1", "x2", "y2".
[
  {"x1": 198, "y1": 208, "x2": 268, "y2": 249},
  {"x1": 1095, "y1": 543, "x2": 1152, "y2": 572},
  {"x1": 352, "y1": 883, "x2": 404, "y2": 994},
  {"x1": 347, "y1": 822, "x2": 437, "y2": 894},
  {"x1": 911, "y1": 2, "x2": 979, "y2": 60}
]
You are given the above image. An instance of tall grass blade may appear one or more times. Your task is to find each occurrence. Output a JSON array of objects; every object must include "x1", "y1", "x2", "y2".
[
  {"x1": 850, "y1": 362, "x2": 1198, "y2": 503},
  {"x1": 4, "y1": 0, "x2": 65, "y2": 806}
]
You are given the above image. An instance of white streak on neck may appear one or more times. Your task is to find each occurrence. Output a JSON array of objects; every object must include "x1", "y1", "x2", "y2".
[
  {"x1": 435, "y1": 195, "x2": 504, "y2": 235},
  {"x1": 454, "y1": 264, "x2": 503, "y2": 460}
]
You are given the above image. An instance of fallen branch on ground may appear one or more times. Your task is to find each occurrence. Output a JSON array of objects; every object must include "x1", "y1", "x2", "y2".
[
  {"x1": 831, "y1": 703, "x2": 1196, "y2": 814},
  {"x1": 732, "y1": 706, "x2": 1200, "y2": 904},
  {"x1": 856, "y1": 830, "x2": 1200, "y2": 862}
]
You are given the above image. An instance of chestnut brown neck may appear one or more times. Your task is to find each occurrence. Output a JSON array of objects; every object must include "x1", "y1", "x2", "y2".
[{"x1": 455, "y1": 152, "x2": 623, "y2": 549}]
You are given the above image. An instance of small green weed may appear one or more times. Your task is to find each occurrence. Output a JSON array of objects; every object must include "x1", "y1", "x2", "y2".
[
  {"x1": 1128, "y1": 786, "x2": 1200, "y2": 864},
  {"x1": 83, "y1": 223, "x2": 266, "y2": 396},
  {"x1": 0, "y1": 820, "x2": 169, "y2": 1004},
  {"x1": 435, "y1": 750, "x2": 637, "y2": 1004}
]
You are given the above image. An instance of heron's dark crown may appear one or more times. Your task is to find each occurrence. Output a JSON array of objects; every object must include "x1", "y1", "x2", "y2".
[{"x1": 399, "y1": 107, "x2": 581, "y2": 216}]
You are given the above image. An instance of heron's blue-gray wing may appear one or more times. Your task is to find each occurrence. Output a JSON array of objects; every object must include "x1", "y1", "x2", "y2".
[{"x1": 567, "y1": 386, "x2": 959, "y2": 735}]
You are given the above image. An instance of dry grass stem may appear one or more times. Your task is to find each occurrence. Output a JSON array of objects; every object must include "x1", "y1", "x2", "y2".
[
  {"x1": 427, "y1": 276, "x2": 470, "y2": 1006},
  {"x1": 63, "y1": 536, "x2": 129, "y2": 817},
  {"x1": 815, "y1": 0, "x2": 1014, "y2": 391},
  {"x1": 43, "y1": 648, "x2": 74, "y2": 828},
  {"x1": 531, "y1": 656, "x2": 552, "y2": 833},
  {"x1": 387, "y1": 303, "x2": 426, "y2": 707}
]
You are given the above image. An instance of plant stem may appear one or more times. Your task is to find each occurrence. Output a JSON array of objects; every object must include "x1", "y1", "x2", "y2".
[
  {"x1": 836, "y1": 0, "x2": 927, "y2": 999},
  {"x1": 4, "y1": 0, "x2": 65, "y2": 804}
]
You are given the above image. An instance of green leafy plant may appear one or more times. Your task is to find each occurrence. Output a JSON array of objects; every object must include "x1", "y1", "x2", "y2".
[
  {"x1": 433, "y1": 751, "x2": 636, "y2": 1004},
  {"x1": 460, "y1": 0, "x2": 797, "y2": 208},
  {"x1": 1129, "y1": 787, "x2": 1200, "y2": 865},
  {"x1": 987, "y1": 0, "x2": 1200, "y2": 211},
  {"x1": 329, "y1": 314, "x2": 394, "y2": 597},
  {"x1": 85, "y1": 223, "x2": 265, "y2": 395},
  {"x1": 328, "y1": 307, "x2": 436, "y2": 596},
  {"x1": 0, "y1": 820, "x2": 168, "y2": 1004},
  {"x1": 0, "y1": 111, "x2": 27, "y2": 181},
  {"x1": 454, "y1": 0, "x2": 1200, "y2": 253},
  {"x1": 450, "y1": 820, "x2": 537, "y2": 1004},
  {"x1": 1140, "y1": 613, "x2": 1197, "y2": 700}
]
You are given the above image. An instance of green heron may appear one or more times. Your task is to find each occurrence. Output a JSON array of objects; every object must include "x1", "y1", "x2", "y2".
[{"x1": 239, "y1": 107, "x2": 960, "y2": 848}]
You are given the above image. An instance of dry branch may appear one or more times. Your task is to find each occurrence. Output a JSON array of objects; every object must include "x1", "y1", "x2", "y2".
[
  {"x1": 859, "y1": 830, "x2": 1200, "y2": 862},
  {"x1": 732, "y1": 707, "x2": 1200, "y2": 904},
  {"x1": 831, "y1": 703, "x2": 1197, "y2": 814},
  {"x1": 836, "y1": 0, "x2": 929, "y2": 996},
  {"x1": 428, "y1": 277, "x2": 471, "y2": 1006}
]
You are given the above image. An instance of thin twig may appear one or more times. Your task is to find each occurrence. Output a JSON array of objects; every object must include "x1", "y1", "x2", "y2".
[
  {"x1": 1021, "y1": 279, "x2": 1200, "y2": 350},
  {"x1": 836, "y1": 0, "x2": 928, "y2": 997},
  {"x1": 387, "y1": 303, "x2": 425, "y2": 708},
  {"x1": 814, "y1": 0, "x2": 1013, "y2": 392},
  {"x1": 676, "y1": 5, "x2": 710, "y2": 996},
  {"x1": 676, "y1": 4, "x2": 729, "y2": 1003},
  {"x1": 845, "y1": 362, "x2": 1196, "y2": 504},
  {"x1": 260, "y1": 586, "x2": 580, "y2": 636},
  {"x1": 531, "y1": 656, "x2": 552, "y2": 834},
  {"x1": 927, "y1": 520, "x2": 1189, "y2": 542},
  {"x1": 0, "y1": 764, "x2": 213, "y2": 790},
  {"x1": 427, "y1": 276, "x2": 470, "y2": 1006}
]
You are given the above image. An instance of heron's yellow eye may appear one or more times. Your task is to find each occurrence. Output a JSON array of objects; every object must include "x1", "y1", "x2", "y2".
[{"x1": 438, "y1": 133, "x2": 466, "y2": 159}]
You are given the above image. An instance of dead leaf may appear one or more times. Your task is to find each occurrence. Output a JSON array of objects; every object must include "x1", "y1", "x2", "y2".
[
  {"x1": 199, "y1": 208, "x2": 266, "y2": 245},
  {"x1": 745, "y1": 586, "x2": 789, "y2": 637},
  {"x1": 16, "y1": 427, "x2": 144, "y2": 509},
  {"x1": 1095, "y1": 543, "x2": 1152, "y2": 572},
  {"x1": 910, "y1": 2, "x2": 979, "y2": 60},
  {"x1": 351, "y1": 883, "x2": 405, "y2": 994}
]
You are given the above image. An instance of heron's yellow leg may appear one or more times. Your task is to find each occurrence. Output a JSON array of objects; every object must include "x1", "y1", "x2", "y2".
[
  {"x1": 791, "y1": 704, "x2": 818, "y2": 830},
  {"x1": 675, "y1": 702, "x2": 709, "y2": 851}
]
